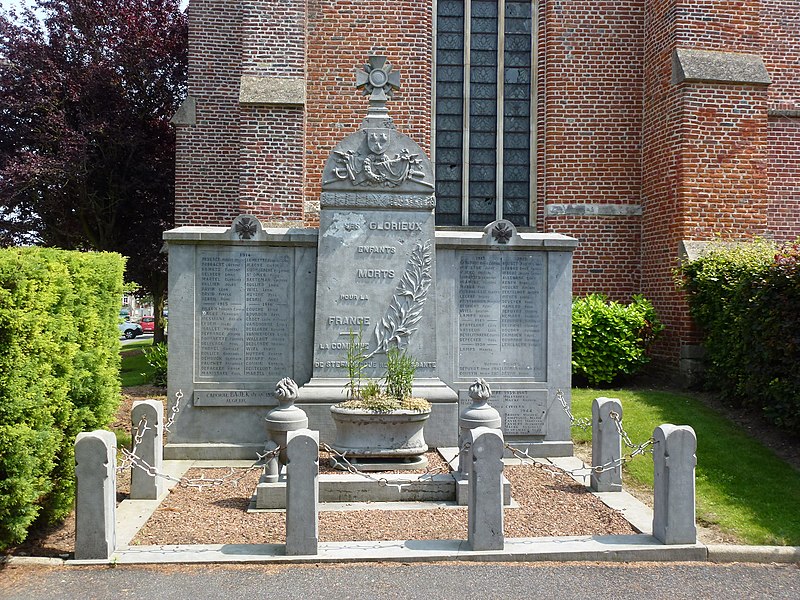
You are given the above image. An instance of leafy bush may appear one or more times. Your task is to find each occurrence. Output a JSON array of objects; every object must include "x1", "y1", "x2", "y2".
[
  {"x1": 0, "y1": 247, "x2": 124, "y2": 550},
  {"x1": 679, "y1": 239, "x2": 800, "y2": 433},
  {"x1": 572, "y1": 294, "x2": 664, "y2": 385},
  {"x1": 143, "y1": 342, "x2": 168, "y2": 386}
]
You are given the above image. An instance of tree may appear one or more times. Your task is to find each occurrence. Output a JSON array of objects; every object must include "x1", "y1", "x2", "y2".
[{"x1": 0, "y1": 0, "x2": 188, "y2": 343}]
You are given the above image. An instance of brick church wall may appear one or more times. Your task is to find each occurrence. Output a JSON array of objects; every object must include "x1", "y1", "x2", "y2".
[
  {"x1": 173, "y1": 0, "x2": 799, "y2": 375},
  {"x1": 538, "y1": 0, "x2": 645, "y2": 302}
]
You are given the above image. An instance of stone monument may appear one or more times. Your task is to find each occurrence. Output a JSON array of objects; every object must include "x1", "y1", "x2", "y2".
[
  {"x1": 300, "y1": 55, "x2": 458, "y2": 442},
  {"x1": 162, "y1": 55, "x2": 577, "y2": 460}
]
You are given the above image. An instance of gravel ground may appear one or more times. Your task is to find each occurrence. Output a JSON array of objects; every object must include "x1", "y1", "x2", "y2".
[{"x1": 132, "y1": 458, "x2": 636, "y2": 546}]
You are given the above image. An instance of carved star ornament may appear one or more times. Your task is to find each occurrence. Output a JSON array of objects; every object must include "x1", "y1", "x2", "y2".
[{"x1": 355, "y1": 56, "x2": 400, "y2": 102}]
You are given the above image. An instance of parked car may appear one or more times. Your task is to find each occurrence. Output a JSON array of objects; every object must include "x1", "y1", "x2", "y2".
[
  {"x1": 119, "y1": 321, "x2": 143, "y2": 339},
  {"x1": 139, "y1": 316, "x2": 155, "y2": 333}
]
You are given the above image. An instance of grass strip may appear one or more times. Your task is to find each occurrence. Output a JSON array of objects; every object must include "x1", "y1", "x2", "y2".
[
  {"x1": 120, "y1": 342, "x2": 155, "y2": 387},
  {"x1": 571, "y1": 388, "x2": 800, "y2": 546}
]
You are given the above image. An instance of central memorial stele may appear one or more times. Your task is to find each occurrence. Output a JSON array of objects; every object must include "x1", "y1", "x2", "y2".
[{"x1": 300, "y1": 56, "x2": 459, "y2": 443}]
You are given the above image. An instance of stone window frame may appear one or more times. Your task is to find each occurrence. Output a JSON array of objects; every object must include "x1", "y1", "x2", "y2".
[{"x1": 432, "y1": 0, "x2": 538, "y2": 228}]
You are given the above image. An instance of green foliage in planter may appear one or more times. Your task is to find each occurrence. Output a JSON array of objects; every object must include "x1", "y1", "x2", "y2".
[
  {"x1": 678, "y1": 238, "x2": 800, "y2": 433},
  {"x1": 143, "y1": 342, "x2": 168, "y2": 387},
  {"x1": 337, "y1": 395, "x2": 431, "y2": 413},
  {"x1": 572, "y1": 294, "x2": 664, "y2": 385},
  {"x1": 385, "y1": 346, "x2": 414, "y2": 401},
  {"x1": 338, "y1": 335, "x2": 430, "y2": 412},
  {"x1": 0, "y1": 247, "x2": 124, "y2": 550}
]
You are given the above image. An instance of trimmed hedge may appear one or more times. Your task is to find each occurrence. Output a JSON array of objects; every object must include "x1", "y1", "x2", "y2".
[
  {"x1": 679, "y1": 239, "x2": 800, "y2": 433},
  {"x1": 572, "y1": 294, "x2": 664, "y2": 386},
  {"x1": 0, "y1": 248, "x2": 124, "y2": 550}
]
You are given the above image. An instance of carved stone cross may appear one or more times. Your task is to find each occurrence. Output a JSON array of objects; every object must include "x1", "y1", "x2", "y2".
[{"x1": 355, "y1": 55, "x2": 400, "y2": 102}]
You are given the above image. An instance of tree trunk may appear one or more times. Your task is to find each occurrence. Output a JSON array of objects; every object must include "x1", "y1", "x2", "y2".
[{"x1": 151, "y1": 274, "x2": 168, "y2": 345}]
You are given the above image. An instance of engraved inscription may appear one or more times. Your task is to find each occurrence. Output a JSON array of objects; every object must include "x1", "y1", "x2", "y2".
[
  {"x1": 193, "y1": 389, "x2": 276, "y2": 407},
  {"x1": 457, "y1": 252, "x2": 546, "y2": 379},
  {"x1": 196, "y1": 248, "x2": 292, "y2": 381},
  {"x1": 458, "y1": 389, "x2": 547, "y2": 436}
]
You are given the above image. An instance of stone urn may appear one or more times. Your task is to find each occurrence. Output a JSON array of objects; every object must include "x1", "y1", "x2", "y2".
[{"x1": 329, "y1": 405, "x2": 431, "y2": 470}]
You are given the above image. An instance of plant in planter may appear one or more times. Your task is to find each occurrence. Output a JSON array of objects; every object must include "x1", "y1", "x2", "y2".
[{"x1": 330, "y1": 334, "x2": 432, "y2": 470}]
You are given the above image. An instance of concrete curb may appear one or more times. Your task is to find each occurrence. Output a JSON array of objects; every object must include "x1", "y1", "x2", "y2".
[{"x1": 707, "y1": 544, "x2": 800, "y2": 564}]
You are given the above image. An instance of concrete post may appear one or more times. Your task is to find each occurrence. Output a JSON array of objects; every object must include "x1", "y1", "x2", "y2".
[
  {"x1": 458, "y1": 379, "x2": 501, "y2": 479},
  {"x1": 653, "y1": 424, "x2": 697, "y2": 545},
  {"x1": 74, "y1": 430, "x2": 117, "y2": 560},
  {"x1": 285, "y1": 428, "x2": 319, "y2": 556},
  {"x1": 467, "y1": 427, "x2": 505, "y2": 551},
  {"x1": 130, "y1": 400, "x2": 164, "y2": 500},
  {"x1": 590, "y1": 397, "x2": 623, "y2": 492}
]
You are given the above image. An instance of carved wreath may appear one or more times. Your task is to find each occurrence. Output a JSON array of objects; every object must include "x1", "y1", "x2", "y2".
[{"x1": 367, "y1": 240, "x2": 433, "y2": 357}]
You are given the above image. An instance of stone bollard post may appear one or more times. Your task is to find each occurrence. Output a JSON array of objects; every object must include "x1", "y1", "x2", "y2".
[
  {"x1": 653, "y1": 424, "x2": 697, "y2": 545},
  {"x1": 74, "y1": 430, "x2": 117, "y2": 560},
  {"x1": 130, "y1": 400, "x2": 164, "y2": 500},
  {"x1": 590, "y1": 397, "x2": 623, "y2": 492},
  {"x1": 467, "y1": 426, "x2": 505, "y2": 551},
  {"x1": 285, "y1": 428, "x2": 319, "y2": 556}
]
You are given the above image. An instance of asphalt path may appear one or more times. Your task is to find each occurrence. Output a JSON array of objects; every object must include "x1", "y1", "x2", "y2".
[
  {"x1": 2, "y1": 562, "x2": 798, "y2": 599},
  {"x1": 120, "y1": 333, "x2": 154, "y2": 346}
]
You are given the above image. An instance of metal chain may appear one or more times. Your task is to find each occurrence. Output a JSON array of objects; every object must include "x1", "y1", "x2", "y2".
[
  {"x1": 557, "y1": 389, "x2": 592, "y2": 431},
  {"x1": 163, "y1": 389, "x2": 183, "y2": 434},
  {"x1": 320, "y1": 443, "x2": 462, "y2": 491},
  {"x1": 121, "y1": 444, "x2": 281, "y2": 490},
  {"x1": 117, "y1": 415, "x2": 149, "y2": 472},
  {"x1": 505, "y1": 438, "x2": 657, "y2": 479}
]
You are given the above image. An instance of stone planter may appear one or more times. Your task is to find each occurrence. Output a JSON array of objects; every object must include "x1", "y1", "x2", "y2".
[{"x1": 329, "y1": 405, "x2": 431, "y2": 469}]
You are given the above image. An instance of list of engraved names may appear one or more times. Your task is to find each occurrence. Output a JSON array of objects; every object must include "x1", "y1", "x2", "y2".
[
  {"x1": 196, "y1": 249, "x2": 292, "y2": 380},
  {"x1": 458, "y1": 252, "x2": 546, "y2": 379}
]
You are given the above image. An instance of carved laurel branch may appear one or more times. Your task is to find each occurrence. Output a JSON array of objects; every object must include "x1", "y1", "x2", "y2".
[{"x1": 367, "y1": 239, "x2": 433, "y2": 357}]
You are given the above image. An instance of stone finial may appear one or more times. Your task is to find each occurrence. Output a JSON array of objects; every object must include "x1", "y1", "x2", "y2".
[
  {"x1": 355, "y1": 55, "x2": 400, "y2": 129},
  {"x1": 265, "y1": 377, "x2": 308, "y2": 466},
  {"x1": 460, "y1": 379, "x2": 501, "y2": 430},
  {"x1": 355, "y1": 55, "x2": 400, "y2": 102}
]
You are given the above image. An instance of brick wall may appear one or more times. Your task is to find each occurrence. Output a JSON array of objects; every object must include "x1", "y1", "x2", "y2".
[
  {"x1": 304, "y1": 0, "x2": 433, "y2": 225},
  {"x1": 767, "y1": 117, "x2": 800, "y2": 241},
  {"x1": 539, "y1": 1, "x2": 645, "y2": 302}
]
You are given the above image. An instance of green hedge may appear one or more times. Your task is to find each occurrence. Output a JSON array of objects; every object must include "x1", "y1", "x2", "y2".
[
  {"x1": 679, "y1": 239, "x2": 800, "y2": 433},
  {"x1": 0, "y1": 248, "x2": 124, "y2": 550},
  {"x1": 572, "y1": 294, "x2": 664, "y2": 386}
]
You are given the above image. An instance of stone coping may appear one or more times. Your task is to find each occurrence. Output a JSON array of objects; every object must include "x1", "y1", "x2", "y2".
[{"x1": 163, "y1": 226, "x2": 578, "y2": 250}]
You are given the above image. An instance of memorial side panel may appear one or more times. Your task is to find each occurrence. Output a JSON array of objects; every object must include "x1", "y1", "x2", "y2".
[
  {"x1": 457, "y1": 251, "x2": 546, "y2": 381},
  {"x1": 195, "y1": 247, "x2": 293, "y2": 383}
]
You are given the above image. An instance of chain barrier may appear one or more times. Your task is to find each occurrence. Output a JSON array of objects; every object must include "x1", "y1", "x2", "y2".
[
  {"x1": 163, "y1": 389, "x2": 183, "y2": 434},
  {"x1": 556, "y1": 389, "x2": 591, "y2": 431},
  {"x1": 504, "y1": 440, "x2": 656, "y2": 480},
  {"x1": 320, "y1": 442, "x2": 463, "y2": 492},
  {"x1": 120, "y1": 443, "x2": 281, "y2": 491},
  {"x1": 117, "y1": 415, "x2": 150, "y2": 472}
]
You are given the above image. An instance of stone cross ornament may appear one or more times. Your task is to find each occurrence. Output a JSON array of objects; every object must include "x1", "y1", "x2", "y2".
[{"x1": 355, "y1": 55, "x2": 400, "y2": 103}]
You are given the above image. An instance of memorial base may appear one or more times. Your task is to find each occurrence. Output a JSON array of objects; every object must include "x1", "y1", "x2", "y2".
[
  {"x1": 503, "y1": 440, "x2": 574, "y2": 459},
  {"x1": 453, "y1": 471, "x2": 513, "y2": 506},
  {"x1": 164, "y1": 442, "x2": 265, "y2": 461}
]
